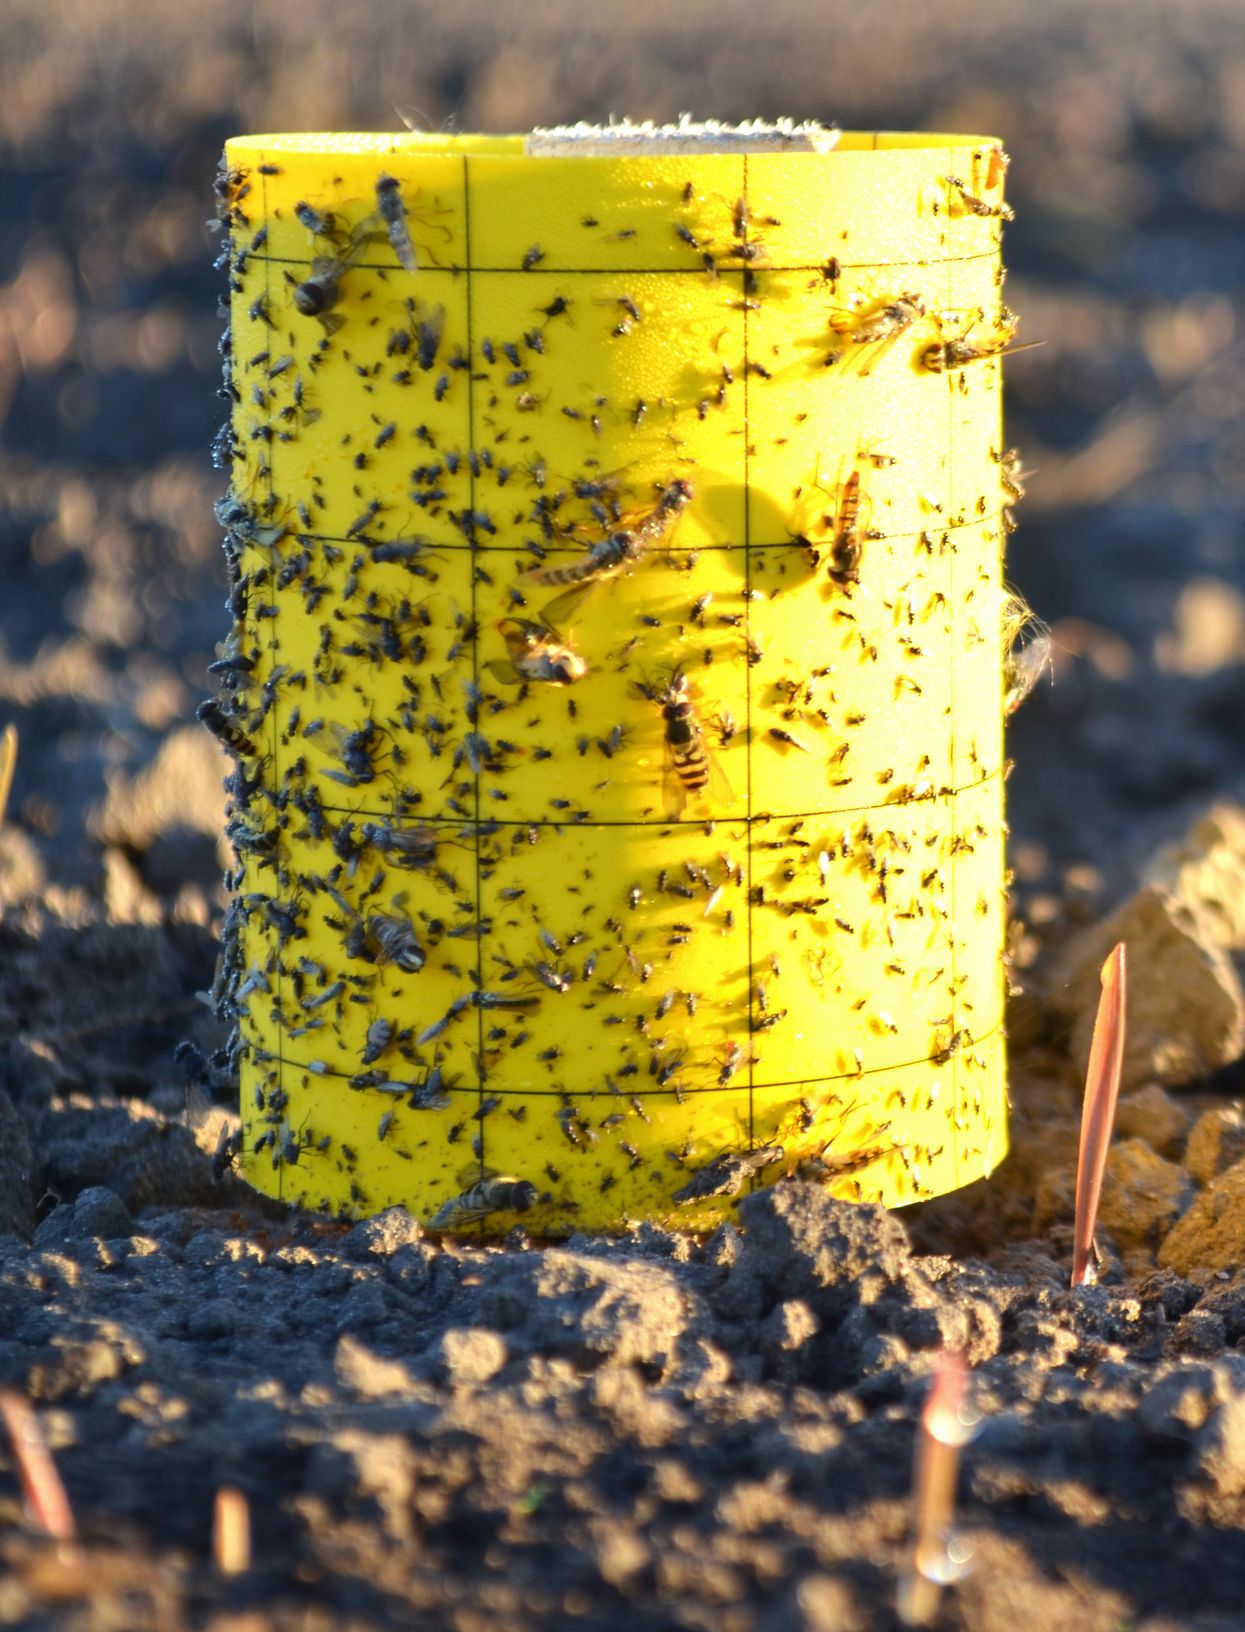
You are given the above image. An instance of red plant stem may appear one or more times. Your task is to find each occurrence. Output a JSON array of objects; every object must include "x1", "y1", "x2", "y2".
[
  {"x1": 213, "y1": 1485, "x2": 251, "y2": 1575},
  {"x1": 1071, "y1": 942, "x2": 1127, "y2": 1287},
  {"x1": 898, "y1": 1349, "x2": 976, "y2": 1626},
  {"x1": 0, "y1": 1389, "x2": 76, "y2": 1543}
]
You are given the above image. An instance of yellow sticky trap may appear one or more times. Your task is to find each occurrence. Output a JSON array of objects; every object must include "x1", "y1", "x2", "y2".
[{"x1": 213, "y1": 129, "x2": 1012, "y2": 1233}]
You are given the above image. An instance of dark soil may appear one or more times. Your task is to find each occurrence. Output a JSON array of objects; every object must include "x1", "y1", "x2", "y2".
[{"x1": 5, "y1": 2, "x2": 1245, "y2": 1627}]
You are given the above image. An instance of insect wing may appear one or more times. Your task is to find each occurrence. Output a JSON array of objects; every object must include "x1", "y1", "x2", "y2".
[
  {"x1": 1005, "y1": 633, "x2": 1053, "y2": 714},
  {"x1": 483, "y1": 657, "x2": 521, "y2": 685},
  {"x1": 704, "y1": 744, "x2": 733, "y2": 807},
  {"x1": 855, "y1": 322, "x2": 916, "y2": 377},
  {"x1": 539, "y1": 577, "x2": 596, "y2": 633}
]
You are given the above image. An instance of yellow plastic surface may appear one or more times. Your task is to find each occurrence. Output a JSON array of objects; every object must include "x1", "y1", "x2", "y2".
[{"x1": 214, "y1": 129, "x2": 1012, "y2": 1233}]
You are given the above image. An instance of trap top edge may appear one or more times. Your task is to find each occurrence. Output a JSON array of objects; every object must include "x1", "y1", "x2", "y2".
[{"x1": 226, "y1": 129, "x2": 1005, "y2": 161}]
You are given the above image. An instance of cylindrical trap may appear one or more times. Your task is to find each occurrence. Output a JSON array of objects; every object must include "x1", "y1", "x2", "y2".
[{"x1": 208, "y1": 125, "x2": 1016, "y2": 1233}]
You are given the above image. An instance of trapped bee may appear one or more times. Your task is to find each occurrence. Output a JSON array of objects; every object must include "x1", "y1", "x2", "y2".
[
  {"x1": 196, "y1": 698, "x2": 259, "y2": 760},
  {"x1": 424, "y1": 1173, "x2": 539, "y2": 1233},
  {"x1": 528, "y1": 478, "x2": 694, "y2": 626},
  {"x1": 485, "y1": 618, "x2": 588, "y2": 685},
  {"x1": 826, "y1": 292, "x2": 926, "y2": 371},
  {"x1": 635, "y1": 669, "x2": 732, "y2": 820}
]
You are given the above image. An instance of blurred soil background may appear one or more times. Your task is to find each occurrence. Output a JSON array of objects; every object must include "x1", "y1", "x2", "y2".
[
  {"x1": 6, "y1": 2, "x2": 1245, "y2": 1628},
  {"x1": 7, "y1": 0, "x2": 1245, "y2": 915}
]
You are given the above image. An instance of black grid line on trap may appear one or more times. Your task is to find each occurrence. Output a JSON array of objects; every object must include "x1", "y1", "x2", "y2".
[
  {"x1": 308, "y1": 762, "x2": 1004, "y2": 829},
  {"x1": 461, "y1": 155, "x2": 488, "y2": 1193},
  {"x1": 261, "y1": 504, "x2": 1015, "y2": 557},
  {"x1": 943, "y1": 241, "x2": 961, "y2": 1193},
  {"x1": 245, "y1": 247, "x2": 1002, "y2": 280},
  {"x1": 269, "y1": 1015, "x2": 1006, "y2": 1103},
  {"x1": 257, "y1": 160, "x2": 289, "y2": 1203},
  {"x1": 742, "y1": 151, "x2": 756, "y2": 1156}
]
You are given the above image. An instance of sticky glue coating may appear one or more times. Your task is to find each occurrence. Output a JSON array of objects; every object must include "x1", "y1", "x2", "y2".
[{"x1": 213, "y1": 129, "x2": 1012, "y2": 1232}]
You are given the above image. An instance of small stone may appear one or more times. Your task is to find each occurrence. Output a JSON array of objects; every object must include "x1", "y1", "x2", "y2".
[
  {"x1": 476, "y1": 1251, "x2": 691, "y2": 1370},
  {"x1": 795, "y1": 1575, "x2": 864, "y2": 1632},
  {"x1": 700, "y1": 1223, "x2": 743, "y2": 1273},
  {"x1": 1141, "y1": 802, "x2": 1245, "y2": 953},
  {"x1": 304, "y1": 1431, "x2": 414, "y2": 1538},
  {"x1": 1160, "y1": 1160, "x2": 1245, "y2": 1276},
  {"x1": 1137, "y1": 1267, "x2": 1201, "y2": 1321},
  {"x1": 33, "y1": 1205, "x2": 76, "y2": 1250},
  {"x1": 0, "y1": 826, "x2": 44, "y2": 906},
  {"x1": 1050, "y1": 887, "x2": 1244, "y2": 1090},
  {"x1": 651, "y1": 1459, "x2": 701, "y2": 1504},
  {"x1": 595, "y1": 1528, "x2": 649, "y2": 1587},
  {"x1": 184, "y1": 1299, "x2": 237, "y2": 1341},
  {"x1": 68, "y1": 1187, "x2": 132, "y2": 1241},
  {"x1": 94, "y1": 725, "x2": 226, "y2": 854},
  {"x1": 35, "y1": 1097, "x2": 216, "y2": 1210},
  {"x1": 334, "y1": 1334, "x2": 418, "y2": 1399},
  {"x1": 1031, "y1": 1162, "x2": 1076, "y2": 1234},
  {"x1": 1191, "y1": 1393, "x2": 1245, "y2": 1500},
  {"x1": 340, "y1": 1206, "x2": 424, "y2": 1259},
  {"x1": 335, "y1": 1280, "x2": 389, "y2": 1330},
  {"x1": 26, "y1": 1330, "x2": 144, "y2": 1402},
  {"x1": 1172, "y1": 1308, "x2": 1228, "y2": 1357},
  {"x1": 1195, "y1": 1271, "x2": 1245, "y2": 1345},
  {"x1": 0, "y1": 1090, "x2": 35, "y2": 1239},
  {"x1": 858, "y1": 1332, "x2": 911, "y2": 1374},
  {"x1": 437, "y1": 1327, "x2": 507, "y2": 1386},
  {"x1": 1114, "y1": 1083, "x2": 1192, "y2": 1157},
  {"x1": 1096, "y1": 1139, "x2": 1193, "y2": 1251},
  {"x1": 1008, "y1": 1311, "x2": 1079, "y2": 1369},
  {"x1": 1185, "y1": 1106, "x2": 1245, "y2": 1186},
  {"x1": 1138, "y1": 1365, "x2": 1217, "y2": 1440},
  {"x1": 1158, "y1": 579, "x2": 1245, "y2": 678},
  {"x1": 729, "y1": 1184, "x2": 909, "y2": 1308},
  {"x1": 761, "y1": 1299, "x2": 817, "y2": 1353}
]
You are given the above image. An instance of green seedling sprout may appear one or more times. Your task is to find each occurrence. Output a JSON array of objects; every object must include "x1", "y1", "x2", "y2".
[{"x1": 1071, "y1": 942, "x2": 1127, "y2": 1288}]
